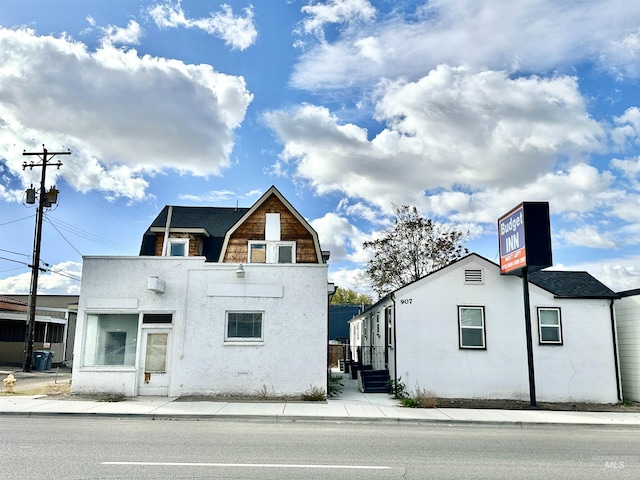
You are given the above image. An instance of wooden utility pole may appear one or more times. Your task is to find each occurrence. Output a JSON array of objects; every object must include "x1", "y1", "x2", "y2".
[{"x1": 22, "y1": 145, "x2": 70, "y2": 372}]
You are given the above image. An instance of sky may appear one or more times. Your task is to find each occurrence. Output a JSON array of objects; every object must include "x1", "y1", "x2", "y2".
[{"x1": 1, "y1": 0, "x2": 640, "y2": 298}]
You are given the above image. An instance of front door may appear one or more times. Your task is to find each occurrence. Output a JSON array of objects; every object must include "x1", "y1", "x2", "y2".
[{"x1": 138, "y1": 328, "x2": 171, "y2": 396}]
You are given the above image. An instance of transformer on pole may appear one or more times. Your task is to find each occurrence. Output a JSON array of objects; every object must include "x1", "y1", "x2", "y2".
[{"x1": 22, "y1": 145, "x2": 71, "y2": 372}]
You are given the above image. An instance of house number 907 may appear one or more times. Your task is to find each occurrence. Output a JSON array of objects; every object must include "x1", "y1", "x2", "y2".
[{"x1": 400, "y1": 299, "x2": 412, "y2": 304}]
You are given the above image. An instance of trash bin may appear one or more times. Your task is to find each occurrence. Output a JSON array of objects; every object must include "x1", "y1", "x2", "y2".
[
  {"x1": 44, "y1": 351, "x2": 54, "y2": 370},
  {"x1": 32, "y1": 350, "x2": 47, "y2": 371}
]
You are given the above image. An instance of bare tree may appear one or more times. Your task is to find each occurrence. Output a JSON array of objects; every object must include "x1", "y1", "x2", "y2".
[{"x1": 363, "y1": 204, "x2": 469, "y2": 297}]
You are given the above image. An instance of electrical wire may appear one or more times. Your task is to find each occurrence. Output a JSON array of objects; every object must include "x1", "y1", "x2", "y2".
[
  {"x1": 43, "y1": 216, "x2": 83, "y2": 257},
  {"x1": 43, "y1": 214, "x2": 132, "y2": 253}
]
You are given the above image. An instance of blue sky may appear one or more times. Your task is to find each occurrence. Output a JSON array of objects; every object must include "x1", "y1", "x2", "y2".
[{"x1": 1, "y1": 0, "x2": 640, "y2": 297}]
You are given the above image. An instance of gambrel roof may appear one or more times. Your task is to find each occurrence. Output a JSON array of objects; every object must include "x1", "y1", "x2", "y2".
[{"x1": 139, "y1": 185, "x2": 324, "y2": 263}]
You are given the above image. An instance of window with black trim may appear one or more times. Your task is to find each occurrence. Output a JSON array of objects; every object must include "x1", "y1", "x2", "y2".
[
  {"x1": 538, "y1": 307, "x2": 562, "y2": 344},
  {"x1": 225, "y1": 311, "x2": 263, "y2": 341},
  {"x1": 458, "y1": 306, "x2": 486, "y2": 349}
]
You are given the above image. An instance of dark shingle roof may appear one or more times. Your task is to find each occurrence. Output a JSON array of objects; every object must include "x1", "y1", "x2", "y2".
[
  {"x1": 618, "y1": 288, "x2": 640, "y2": 297},
  {"x1": 528, "y1": 270, "x2": 620, "y2": 299},
  {"x1": 139, "y1": 206, "x2": 249, "y2": 261}
]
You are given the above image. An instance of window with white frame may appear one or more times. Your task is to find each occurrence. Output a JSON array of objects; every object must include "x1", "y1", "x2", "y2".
[
  {"x1": 248, "y1": 241, "x2": 295, "y2": 264},
  {"x1": 458, "y1": 306, "x2": 486, "y2": 349},
  {"x1": 375, "y1": 313, "x2": 380, "y2": 336},
  {"x1": 386, "y1": 308, "x2": 393, "y2": 348},
  {"x1": 225, "y1": 311, "x2": 263, "y2": 342},
  {"x1": 538, "y1": 307, "x2": 562, "y2": 344},
  {"x1": 168, "y1": 238, "x2": 189, "y2": 257}
]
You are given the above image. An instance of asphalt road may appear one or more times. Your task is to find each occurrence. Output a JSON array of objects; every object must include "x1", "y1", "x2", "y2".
[{"x1": 2, "y1": 417, "x2": 639, "y2": 479}]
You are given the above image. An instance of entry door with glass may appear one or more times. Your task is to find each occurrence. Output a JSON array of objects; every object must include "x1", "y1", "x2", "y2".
[{"x1": 138, "y1": 328, "x2": 171, "y2": 396}]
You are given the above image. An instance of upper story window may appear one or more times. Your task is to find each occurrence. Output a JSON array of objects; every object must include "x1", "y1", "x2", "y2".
[
  {"x1": 248, "y1": 240, "x2": 296, "y2": 264},
  {"x1": 168, "y1": 238, "x2": 189, "y2": 257}
]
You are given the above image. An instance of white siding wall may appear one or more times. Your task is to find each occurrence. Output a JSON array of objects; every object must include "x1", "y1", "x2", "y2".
[
  {"x1": 615, "y1": 294, "x2": 640, "y2": 401},
  {"x1": 72, "y1": 256, "x2": 328, "y2": 397},
  {"x1": 393, "y1": 257, "x2": 619, "y2": 403}
]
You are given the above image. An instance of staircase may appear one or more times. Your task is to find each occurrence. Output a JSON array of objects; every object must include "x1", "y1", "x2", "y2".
[{"x1": 359, "y1": 369, "x2": 391, "y2": 393}]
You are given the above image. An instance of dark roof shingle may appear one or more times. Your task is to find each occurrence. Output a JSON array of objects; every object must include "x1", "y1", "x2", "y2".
[{"x1": 528, "y1": 270, "x2": 619, "y2": 299}]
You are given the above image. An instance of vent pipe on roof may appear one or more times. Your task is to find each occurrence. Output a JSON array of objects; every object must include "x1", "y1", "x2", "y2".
[{"x1": 160, "y1": 206, "x2": 173, "y2": 256}]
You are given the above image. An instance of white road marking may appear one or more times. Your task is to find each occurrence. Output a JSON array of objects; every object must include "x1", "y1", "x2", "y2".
[{"x1": 102, "y1": 461, "x2": 391, "y2": 470}]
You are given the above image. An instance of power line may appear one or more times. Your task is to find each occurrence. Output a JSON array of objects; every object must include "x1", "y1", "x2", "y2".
[
  {"x1": 0, "y1": 215, "x2": 34, "y2": 227},
  {"x1": 0, "y1": 248, "x2": 31, "y2": 259},
  {"x1": 43, "y1": 216, "x2": 83, "y2": 257},
  {"x1": 44, "y1": 214, "x2": 133, "y2": 253}
]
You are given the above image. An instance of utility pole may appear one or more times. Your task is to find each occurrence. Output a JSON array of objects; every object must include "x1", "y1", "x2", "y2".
[{"x1": 22, "y1": 145, "x2": 70, "y2": 372}]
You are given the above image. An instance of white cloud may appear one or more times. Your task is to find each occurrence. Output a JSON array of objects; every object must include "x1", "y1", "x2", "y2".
[
  {"x1": 179, "y1": 189, "x2": 262, "y2": 203},
  {"x1": 301, "y1": 0, "x2": 376, "y2": 36},
  {"x1": 99, "y1": 20, "x2": 143, "y2": 46},
  {"x1": 310, "y1": 212, "x2": 371, "y2": 263},
  {"x1": 149, "y1": 1, "x2": 257, "y2": 51},
  {"x1": 0, "y1": 27, "x2": 253, "y2": 200},
  {"x1": 611, "y1": 107, "x2": 640, "y2": 148},
  {"x1": 0, "y1": 261, "x2": 81, "y2": 294},
  {"x1": 267, "y1": 66, "x2": 605, "y2": 219},
  {"x1": 328, "y1": 266, "x2": 374, "y2": 298},
  {"x1": 559, "y1": 226, "x2": 618, "y2": 249},
  {"x1": 292, "y1": 0, "x2": 640, "y2": 90}
]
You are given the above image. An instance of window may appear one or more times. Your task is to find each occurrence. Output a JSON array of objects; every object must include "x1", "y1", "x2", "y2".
[
  {"x1": 375, "y1": 313, "x2": 380, "y2": 336},
  {"x1": 145, "y1": 333, "x2": 168, "y2": 373},
  {"x1": 386, "y1": 308, "x2": 393, "y2": 348},
  {"x1": 168, "y1": 238, "x2": 188, "y2": 256},
  {"x1": 83, "y1": 314, "x2": 139, "y2": 366},
  {"x1": 248, "y1": 241, "x2": 296, "y2": 264},
  {"x1": 538, "y1": 308, "x2": 562, "y2": 344},
  {"x1": 226, "y1": 311, "x2": 263, "y2": 341},
  {"x1": 458, "y1": 306, "x2": 486, "y2": 349}
]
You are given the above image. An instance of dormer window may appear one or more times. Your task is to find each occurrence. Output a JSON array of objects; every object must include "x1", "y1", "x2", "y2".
[
  {"x1": 249, "y1": 241, "x2": 296, "y2": 263},
  {"x1": 168, "y1": 238, "x2": 189, "y2": 257}
]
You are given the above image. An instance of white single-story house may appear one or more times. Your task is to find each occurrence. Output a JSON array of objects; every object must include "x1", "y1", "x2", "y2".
[
  {"x1": 350, "y1": 253, "x2": 622, "y2": 404},
  {"x1": 71, "y1": 186, "x2": 331, "y2": 397},
  {"x1": 614, "y1": 289, "x2": 640, "y2": 402}
]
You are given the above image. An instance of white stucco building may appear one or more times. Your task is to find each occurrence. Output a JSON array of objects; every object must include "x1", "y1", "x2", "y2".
[
  {"x1": 72, "y1": 186, "x2": 331, "y2": 397},
  {"x1": 350, "y1": 254, "x2": 622, "y2": 404},
  {"x1": 614, "y1": 289, "x2": 640, "y2": 402}
]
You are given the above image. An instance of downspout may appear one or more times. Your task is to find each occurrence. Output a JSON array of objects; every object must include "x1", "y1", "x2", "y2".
[
  {"x1": 160, "y1": 206, "x2": 173, "y2": 256},
  {"x1": 391, "y1": 292, "x2": 398, "y2": 398},
  {"x1": 610, "y1": 298, "x2": 623, "y2": 401}
]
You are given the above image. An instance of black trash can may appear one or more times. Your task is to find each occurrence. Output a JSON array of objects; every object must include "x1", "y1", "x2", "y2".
[
  {"x1": 33, "y1": 350, "x2": 47, "y2": 371},
  {"x1": 44, "y1": 351, "x2": 54, "y2": 370}
]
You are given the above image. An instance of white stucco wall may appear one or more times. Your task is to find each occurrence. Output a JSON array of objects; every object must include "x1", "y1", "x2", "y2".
[
  {"x1": 392, "y1": 256, "x2": 619, "y2": 403},
  {"x1": 72, "y1": 256, "x2": 328, "y2": 397},
  {"x1": 615, "y1": 294, "x2": 640, "y2": 401}
]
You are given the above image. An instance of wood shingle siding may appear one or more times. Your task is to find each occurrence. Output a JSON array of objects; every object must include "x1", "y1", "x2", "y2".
[{"x1": 222, "y1": 195, "x2": 319, "y2": 264}]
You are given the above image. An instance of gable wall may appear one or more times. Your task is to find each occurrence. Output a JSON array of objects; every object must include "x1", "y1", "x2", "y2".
[
  {"x1": 614, "y1": 294, "x2": 640, "y2": 401},
  {"x1": 222, "y1": 195, "x2": 318, "y2": 263}
]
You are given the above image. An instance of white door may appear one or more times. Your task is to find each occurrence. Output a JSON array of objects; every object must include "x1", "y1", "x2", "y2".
[{"x1": 138, "y1": 328, "x2": 171, "y2": 396}]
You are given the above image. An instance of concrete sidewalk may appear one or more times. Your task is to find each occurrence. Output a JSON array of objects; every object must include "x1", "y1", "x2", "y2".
[{"x1": 2, "y1": 369, "x2": 640, "y2": 427}]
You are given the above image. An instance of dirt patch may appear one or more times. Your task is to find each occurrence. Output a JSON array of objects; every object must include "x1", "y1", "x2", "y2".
[{"x1": 434, "y1": 397, "x2": 640, "y2": 412}]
